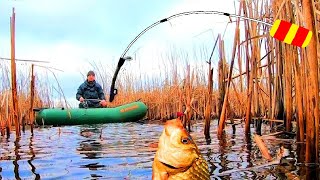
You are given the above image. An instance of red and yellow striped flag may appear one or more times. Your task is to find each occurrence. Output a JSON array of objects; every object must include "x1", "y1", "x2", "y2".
[{"x1": 270, "y1": 19, "x2": 312, "y2": 48}]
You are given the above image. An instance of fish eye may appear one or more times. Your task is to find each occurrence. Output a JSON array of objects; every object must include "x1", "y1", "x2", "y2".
[{"x1": 181, "y1": 137, "x2": 189, "y2": 144}]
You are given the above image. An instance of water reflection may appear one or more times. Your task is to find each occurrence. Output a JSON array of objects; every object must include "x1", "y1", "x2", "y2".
[
  {"x1": 77, "y1": 127, "x2": 109, "y2": 180},
  {"x1": 13, "y1": 137, "x2": 21, "y2": 180},
  {"x1": 206, "y1": 148, "x2": 216, "y2": 176},
  {"x1": 78, "y1": 128, "x2": 103, "y2": 159},
  {"x1": 218, "y1": 134, "x2": 228, "y2": 174},
  {"x1": 27, "y1": 135, "x2": 40, "y2": 179},
  {"x1": 244, "y1": 134, "x2": 252, "y2": 169},
  {"x1": 0, "y1": 121, "x2": 319, "y2": 179},
  {"x1": 243, "y1": 134, "x2": 257, "y2": 179}
]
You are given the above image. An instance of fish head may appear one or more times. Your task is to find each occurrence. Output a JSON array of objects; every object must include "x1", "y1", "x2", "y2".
[{"x1": 156, "y1": 118, "x2": 199, "y2": 169}]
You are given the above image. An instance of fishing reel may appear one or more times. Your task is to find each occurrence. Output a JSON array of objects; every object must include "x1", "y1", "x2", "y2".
[
  {"x1": 109, "y1": 88, "x2": 118, "y2": 102},
  {"x1": 82, "y1": 101, "x2": 89, "y2": 109}
]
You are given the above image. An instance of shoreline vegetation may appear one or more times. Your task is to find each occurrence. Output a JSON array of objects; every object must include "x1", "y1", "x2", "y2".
[{"x1": 1, "y1": 0, "x2": 319, "y2": 169}]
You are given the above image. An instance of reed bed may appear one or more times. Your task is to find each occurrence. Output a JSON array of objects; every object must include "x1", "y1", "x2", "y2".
[
  {"x1": 101, "y1": 0, "x2": 320, "y2": 163},
  {"x1": 96, "y1": 48, "x2": 249, "y2": 122},
  {"x1": 1, "y1": 0, "x2": 319, "y2": 167},
  {"x1": 0, "y1": 61, "x2": 54, "y2": 137}
]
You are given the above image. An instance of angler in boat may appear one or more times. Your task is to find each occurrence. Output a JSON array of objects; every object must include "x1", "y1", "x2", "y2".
[{"x1": 76, "y1": 70, "x2": 107, "y2": 108}]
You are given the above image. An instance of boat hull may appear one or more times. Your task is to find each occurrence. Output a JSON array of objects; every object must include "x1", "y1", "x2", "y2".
[{"x1": 35, "y1": 101, "x2": 148, "y2": 126}]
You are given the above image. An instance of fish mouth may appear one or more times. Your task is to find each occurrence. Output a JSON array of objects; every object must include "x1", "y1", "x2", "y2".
[
  {"x1": 160, "y1": 161, "x2": 180, "y2": 169},
  {"x1": 159, "y1": 157, "x2": 198, "y2": 170}
]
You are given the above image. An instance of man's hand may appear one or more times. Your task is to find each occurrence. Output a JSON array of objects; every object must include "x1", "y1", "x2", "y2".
[
  {"x1": 79, "y1": 97, "x2": 84, "y2": 102},
  {"x1": 100, "y1": 100, "x2": 107, "y2": 107}
]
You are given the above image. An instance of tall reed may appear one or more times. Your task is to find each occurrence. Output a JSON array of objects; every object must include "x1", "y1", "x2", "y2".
[
  {"x1": 0, "y1": 61, "x2": 54, "y2": 137},
  {"x1": 1, "y1": 0, "x2": 319, "y2": 164}
]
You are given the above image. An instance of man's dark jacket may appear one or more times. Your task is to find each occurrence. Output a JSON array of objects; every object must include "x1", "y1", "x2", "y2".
[{"x1": 76, "y1": 80, "x2": 105, "y2": 108}]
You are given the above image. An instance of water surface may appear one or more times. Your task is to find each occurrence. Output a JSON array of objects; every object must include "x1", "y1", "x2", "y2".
[{"x1": 0, "y1": 120, "x2": 319, "y2": 179}]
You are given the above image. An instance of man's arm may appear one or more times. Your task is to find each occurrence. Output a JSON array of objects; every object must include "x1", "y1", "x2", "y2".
[
  {"x1": 96, "y1": 84, "x2": 106, "y2": 100},
  {"x1": 76, "y1": 84, "x2": 84, "y2": 100}
]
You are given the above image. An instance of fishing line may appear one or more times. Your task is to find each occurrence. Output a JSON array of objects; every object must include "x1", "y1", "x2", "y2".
[
  {"x1": 120, "y1": 10, "x2": 272, "y2": 58},
  {"x1": 110, "y1": 10, "x2": 271, "y2": 102},
  {"x1": 110, "y1": 10, "x2": 312, "y2": 102}
]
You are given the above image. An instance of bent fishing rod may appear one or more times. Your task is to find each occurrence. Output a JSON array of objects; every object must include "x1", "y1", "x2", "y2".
[
  {"x1": 109, "y1": 10, "x2": 311, "y2": 102},
  {"x1": 83, "y1": 99, "x2": 103, "y2": 102}
]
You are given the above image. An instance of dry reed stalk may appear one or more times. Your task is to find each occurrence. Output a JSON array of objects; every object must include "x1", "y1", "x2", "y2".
[
  {"x1": 283, "y1": 2, "x2": 295, "y2": 132},
  {"x1": 29, "y1": 64, "x2": 35, "y2": 134},
  {"x1": 0, "y1": 116, "x2": 5, "y2": 136},
  {"x1": 300, "y1": 13, "x2": 309, "y2": 143},
  {"x1": 237, "y1": 2, "x2": 243, "y2": 93},
  {"x1": 231, "y1": 80, "x2": 244, "y2": 109},
  {"x1": 7, "y1": 112, "x2": 12, "y2": 137},
  {"x1": 243, "y1": 0, "x2": 253, "y2": 135},
  {"x1": 270, "y1": 1, "x2": 280, "y2": 125},
  {"x1": 183, "y1": 64, "x2": 192, "y2": 130},
  {"x1": 277, "y1": 44, "x2": 285, "y2": 121},
  {"x1": 252, "y1": 0, "x2": 262, "y2": 119},
  {"x1": 267, "y1": 39, "x2": 274, "y2": 120},
  {"x1": 253, "y1": 134, "x2": 273, "y2": 161},
  {"x1": 10, "y1": 8, "x2": 20, "y2": 138},
  {"x1": 4, "y1": 91, "x2": 11, "y2": 134},
  {"x1": 311, "y1": 0, "x2": 320, "y2": 163},
  {"x1": 218, "y1": 36, "x2": 227, "y2": 120},
  {"x1": 303, "y1": 0, "x2": 319, "y2": 163},
  {"x1": 293, "y1": 51, "x2": 304, "y2": 142},
  {"x1": 204, "y1": 64, "x2": 213, "y2": 138},
  {"x1": 218, "y1": 25, "x2": 239, "y2": 137},
  {"x1": 284, "y1": 45, "x2": 293, "y2": 132},
  {"x1": 273, "y1": 0, "x2": 287, "y2": 21},
  {"x1": 270, "y1": 45, "x2": 278, "y2": 122}
]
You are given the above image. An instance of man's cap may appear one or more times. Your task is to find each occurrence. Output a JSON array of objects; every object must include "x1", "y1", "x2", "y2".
[{"x1": 87, "y1": 70, "x2": 95, "y2": 76}]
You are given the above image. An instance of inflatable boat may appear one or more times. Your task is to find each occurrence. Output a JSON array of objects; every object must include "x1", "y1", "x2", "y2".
[{"x1": 34, "y1": 101, "x2": 148, "y2": 126}]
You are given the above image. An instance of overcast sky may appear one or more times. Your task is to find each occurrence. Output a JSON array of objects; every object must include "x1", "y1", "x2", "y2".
[{"x1": 0, "y1": 0, "x2": 239, "y2": 107}]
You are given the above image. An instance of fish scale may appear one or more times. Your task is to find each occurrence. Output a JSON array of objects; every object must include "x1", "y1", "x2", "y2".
[{"x1": 169, "y1": 156, "x2": 210, "y2": 180}]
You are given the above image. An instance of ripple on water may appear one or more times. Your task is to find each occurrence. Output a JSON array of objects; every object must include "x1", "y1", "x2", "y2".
[{"x1": 0, "y1": 121, "x2": 319, "y2": 179}]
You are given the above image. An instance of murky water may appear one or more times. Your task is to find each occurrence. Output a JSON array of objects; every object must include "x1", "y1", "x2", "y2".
[{"x1": 0, "y1": 120, "x2": 319, "y2": 179}]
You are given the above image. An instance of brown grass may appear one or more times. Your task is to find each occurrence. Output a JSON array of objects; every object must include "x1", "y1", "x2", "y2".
[
  {"x1": 102, "y1": 0, "x2": 319, "y2": 163},
  {"x1": 0, "y1": 61, "x2": 54, "y2": 137},
  {"x1": 1, "y1": 0, "x2": 319, "y2": 164}
]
